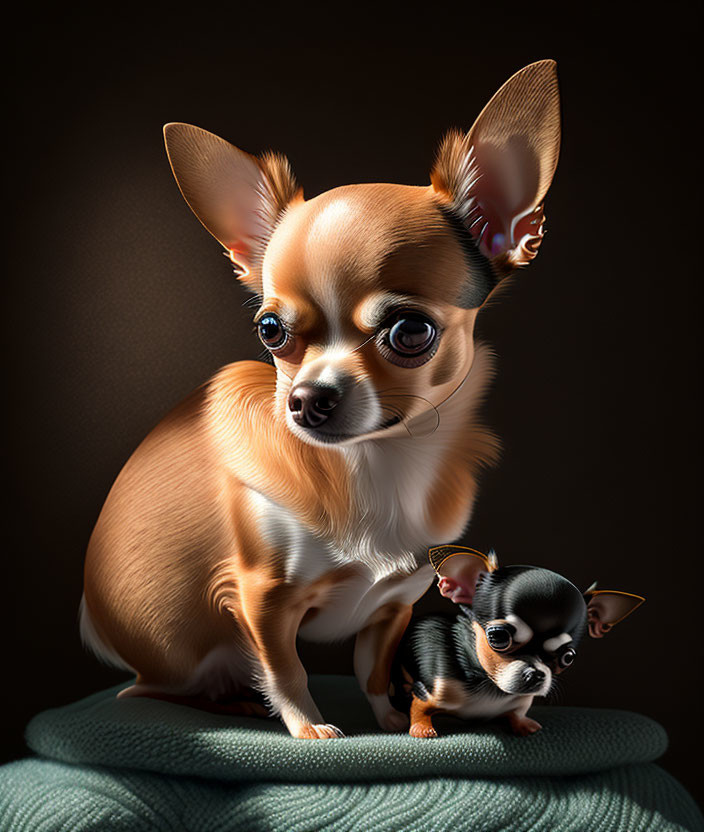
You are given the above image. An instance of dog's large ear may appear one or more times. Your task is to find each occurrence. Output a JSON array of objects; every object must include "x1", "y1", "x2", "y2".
[
  {"x1": 431, "y1": 60, "x2": 561, "y2": 284},
  {"x1": 429, "y1": 546, "x2": 498, "y2": 605},
  {"x1": 164, "y1": 123, "x2": 301, "y2": 293},
  {"x1": 583, "y1": 583, "x2": 645, "y2": 638}
]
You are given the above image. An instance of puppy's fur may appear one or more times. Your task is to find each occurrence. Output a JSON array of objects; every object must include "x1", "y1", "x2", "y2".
[
  {"x1": 81, "y1": 61, "x2": 561, "y2": 738},
  {"x1": 391, "y1": 550, "x2": 644, "y2": 738}
]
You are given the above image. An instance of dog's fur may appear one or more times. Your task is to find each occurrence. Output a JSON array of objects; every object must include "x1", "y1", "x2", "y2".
[{"x1": 81, "y1": 60, "x2": 561, "y2": 738}]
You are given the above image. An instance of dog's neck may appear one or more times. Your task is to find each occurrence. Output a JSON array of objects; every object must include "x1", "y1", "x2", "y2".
[
  {"x1": 206, "y1": 345, "x2": 497, "y2": 572},
  {"x1": 335, "y1": 344, "x2": 496, "y2": 574}
]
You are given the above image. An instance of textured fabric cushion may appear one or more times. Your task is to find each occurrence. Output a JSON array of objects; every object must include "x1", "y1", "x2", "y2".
[
  {"x1": 1, "y1": 758, "x2": 701, "y2": 832},
  {"x1": 24, "y1": 675, "x2": 669, "y2": 783},
  {"x1": 2, "y1": 675, "x2": 701, "y2": 832}
]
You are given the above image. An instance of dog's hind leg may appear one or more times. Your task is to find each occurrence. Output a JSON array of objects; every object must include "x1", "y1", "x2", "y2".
[
  {"x1": 116, "y1": 642, "x2": 268, "y2": 716},
  {"x1": 117, "y1": 685, "x2": 268, "y2": 716}
]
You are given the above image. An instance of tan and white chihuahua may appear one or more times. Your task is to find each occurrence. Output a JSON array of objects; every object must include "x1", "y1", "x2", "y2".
[{"x1": 80, "y1": 60, "x2": 561, "y2": 739}]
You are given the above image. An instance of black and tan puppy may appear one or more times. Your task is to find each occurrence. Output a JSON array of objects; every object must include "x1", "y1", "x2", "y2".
[{"x1": 390, "y1": 547, "x2": 644, "y2": 737}]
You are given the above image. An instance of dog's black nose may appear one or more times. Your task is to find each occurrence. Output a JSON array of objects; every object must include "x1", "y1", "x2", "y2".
[
  {"x1": 522, "y1": 667, "x2": 546, "y2": 690},
  {"x1": 288, "y1": 383, "x2": 341, "y2": 428}
]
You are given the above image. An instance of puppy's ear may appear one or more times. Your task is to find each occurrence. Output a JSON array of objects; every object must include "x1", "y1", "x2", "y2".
[
  {"x1": 431, "y1": 60, "x2": 561, "y2": 283},
  {"x1": 429, "y1": 546, "x2": 497, "y2": 605},
  {"x1": 583, "y1": 584, "x2": 645, "y2": 638},
  {"x1": 163, "y1": 123, "x2": 302, "y2": 293}
]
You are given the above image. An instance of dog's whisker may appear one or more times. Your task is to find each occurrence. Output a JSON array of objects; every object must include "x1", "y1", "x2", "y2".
[
  {"x1": 377, "y1": 391, "x2": 441, "y2": 437},
  {"x1": 378, "y1": 406, "x2": 406, "y2": 423},
  {"x1": 348, "y1": 332, "x2": 377, "y2": 353}
]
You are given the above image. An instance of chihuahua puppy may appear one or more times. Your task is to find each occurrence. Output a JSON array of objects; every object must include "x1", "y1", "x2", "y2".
[
  {"x1": 391, "y1": 547, "x2": 644, "y2": 737},
  {"x1": 80, "y1": 62, "x2": 561, "y2": 739}
]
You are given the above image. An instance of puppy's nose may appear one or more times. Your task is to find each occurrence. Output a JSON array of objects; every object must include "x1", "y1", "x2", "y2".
[
  {"x1": 288, "y1": 382, "x2": 341, "y2": 428},
  {"x1": 522, "y1": 667, "x2": 546, "y2": 690}
]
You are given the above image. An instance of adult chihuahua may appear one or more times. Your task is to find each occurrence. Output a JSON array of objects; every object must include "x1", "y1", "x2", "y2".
[{"x1": 81, "y1": 60, "x2": 561, "y2": 738}]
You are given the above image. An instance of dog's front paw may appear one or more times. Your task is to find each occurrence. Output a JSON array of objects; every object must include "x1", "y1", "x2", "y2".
[
  {"x1": 296, "y1": 723, "x2": 346, "y2": 739},
  {"x1": 409, "y1": 722, "x2": 438, "y2": 738}
]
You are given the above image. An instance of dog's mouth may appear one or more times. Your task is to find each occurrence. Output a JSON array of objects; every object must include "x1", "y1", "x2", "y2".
[{"x1": 290, "y1": 413, "x2": 403, "y2": 446}]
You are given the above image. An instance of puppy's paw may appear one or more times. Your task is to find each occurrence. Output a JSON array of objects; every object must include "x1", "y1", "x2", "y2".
[
  {"x1": 509, "y1": 715, "x2": 542, "y2": 736},
  {"x1": 296, "y1": 723, "x2": 346, "y2": 739},
  {"x1": 380, "y1": 708, "x2": 410, "y2": 733},
  {"x1": 409, "y1": 722, "x2": 438, "y2": 738}
]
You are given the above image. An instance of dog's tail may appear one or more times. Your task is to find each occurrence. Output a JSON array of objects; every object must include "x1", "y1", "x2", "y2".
[{"x1": 78, "y1": 594, "x2": 135, "y2": 672}]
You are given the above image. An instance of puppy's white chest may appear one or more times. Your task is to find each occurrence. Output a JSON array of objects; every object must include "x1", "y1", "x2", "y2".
[
  {"x1": 432, "y1": 677, "x2": 531, "y2": 720},
  {"x1": 454, "y1": 692, "x2": 529, "y2": 720}
]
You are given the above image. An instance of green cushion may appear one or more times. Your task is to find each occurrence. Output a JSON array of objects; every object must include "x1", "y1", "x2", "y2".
[
  {"x1": 3, "y1": 675, "x2": 702, "y2": 831},
  {"x1": 1, "y1": 758, "x2": 701, "y2": 832},
  {"x1": 23, "y1": 675, "x2": 668, "y2": 783}
]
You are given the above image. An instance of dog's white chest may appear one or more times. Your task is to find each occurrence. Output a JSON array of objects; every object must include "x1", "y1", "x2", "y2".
[
  {"x1": 250, "y1": 489, "x2": 435, "y2": 641},
  {"x1": 297, "y1": 564, "x2": 434, "y2": 642}
]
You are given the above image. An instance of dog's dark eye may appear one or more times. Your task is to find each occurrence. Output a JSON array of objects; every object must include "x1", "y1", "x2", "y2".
[
  {"x1": 377, "y1": 311, "x2": 439, "y2": 368},
  {"x1": 258, "y1": 314, "x2": 287, "y2": 350},
  {"x1": 388, "y1": 314, "x2": 436, "y2": 355},
  {"x1": 558, "y1": 647, "x2": 576, "y2": 669},
  {"x1": 486, "y1": 625, "x2": 513, "y2": 652}
]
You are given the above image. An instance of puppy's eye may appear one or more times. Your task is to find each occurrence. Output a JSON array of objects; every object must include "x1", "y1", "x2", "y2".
[
  {"x1": 485, "y1": 625, "x2": 513, "y2": 652},
  {"x1": 377, "y1": 311, "x2": 439, "y2": 368},
  {"x1": 258, "y1": 314, "x2": 287, "y2": 350},
  {"x1": 558, "y1": 647, "x2": 576, "y2": 669}
]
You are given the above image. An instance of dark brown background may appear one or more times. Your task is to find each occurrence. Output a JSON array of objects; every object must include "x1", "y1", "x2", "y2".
[{"x1": 3, "y1": 8, "x2": 701, "y2": 802}]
